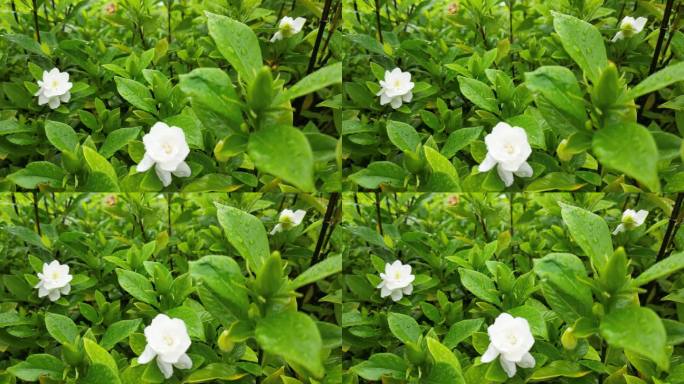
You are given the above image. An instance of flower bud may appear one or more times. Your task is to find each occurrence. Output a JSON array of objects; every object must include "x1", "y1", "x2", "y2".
[
  {"x1": 247, "y1": 66, "x2": 274, "y2": 112},
  {"x1": 561, "y1": 327, "x2": 577, "y2": 350},
  {"x1": 217, "y1": 330, "x2": 235, "y2": 352}
]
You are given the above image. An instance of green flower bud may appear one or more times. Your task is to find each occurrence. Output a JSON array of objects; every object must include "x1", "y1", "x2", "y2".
[
  {"x1": 217, "y1": 330, "x2": 235, "y2": 352},
  {"x1": 561, "y1": 327, "x2": 577, "y2": 350},
  {"x1": 247, "y1": 66, "x2": 274, "y2": 112}
]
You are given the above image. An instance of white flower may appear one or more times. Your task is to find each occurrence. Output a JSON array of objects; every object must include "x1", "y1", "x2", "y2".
[
  {"x1": 613, "y1": 209, "x2": 648, "y2": 234},
  {"x1": 35, "y1": 68, "x2": 73, "y2": 109},
  {"x1": 270, "y1": 209, "x2": 306, "y2": 234},
  {"x1": 612, "y1": 16, "x2": 648, "y2": 42},
  {"x1": 376, "y1": 260, "x2": 415, "y2": 302},
  {"x1": 138, "y1": 314, "x2": 193, "y2": 379},
  {"x1": 136, "y1": 122, "x2": 191, "y2": 187},
  {"x1": 34, "y1": 260, "x2": 73, "y2": 302},
  {"x1": 377, "y1": 68, "x2": 415, "y2": 109},
  {"x1": 478, "y1": 122, "x2": 533, "y2": 187},
  {"x1": 271, "y1": 16, "x2": 306, "y2": 42},
  {"x1": 481, "y1": 313, "x2": 536, "y2": 378}
]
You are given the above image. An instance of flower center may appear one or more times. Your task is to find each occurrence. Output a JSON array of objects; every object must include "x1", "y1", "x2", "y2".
[
  {"x1": 503, "y1": 143, "x2": 515, "y2": 154},
  {"x1": 282, "y1": 23, "x2": 293, "y2": 33},
  {"x1": 393, "y1": 79, "x2": 402, "y2": 88},
  {"x1": 507, "y1": 333, "x2": 518, "y2": 345},
  {"x1": 163, "y1": 335, "x2": 174, "y2": 346},
  {"x1": 394, "y1": 271, "x2": 403, "y2": 280},
  {"x1": 51, "y1": 271, "x2": 61, "y2": 280},
  {"x1": 162, "y1": 143, "x2": 174, "y2": 154},
  {"x1": 51, "y1": 80, "x2": 60, "y2": 89}
]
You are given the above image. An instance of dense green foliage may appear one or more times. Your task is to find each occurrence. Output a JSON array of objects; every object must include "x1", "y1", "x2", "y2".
[
  {"x1": 342, "y1": 193, "x2": 684, "y2": 383},
  {"x1": 0, "y1": 193, "x2": 342, "y2": 383}
]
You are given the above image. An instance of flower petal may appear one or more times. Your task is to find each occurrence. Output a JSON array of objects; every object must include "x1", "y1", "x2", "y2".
[
  {"x1": 500, "y1": 357, "x2": 517, "y2": 378},
  {"x1": 173, "y1": 353, "x2": 193, "y2": 370},
  {"x1": 138, "y1": 345, "x2": 157, "y2": 364},
  {"x1": 481, "y1": 343, "x2": 500, "y2": 363},
  {"x1": 137, "y1": 153, "x2": 155, "y2": 173},
  {"x1": 497, "y1": 166, "x2": 515, "y2": 187},
  {"x1": 172, "y1": 161, "x2": 191, "y2": 178},
  {"x1": 157, "y1": 359, "x2": 174, "y2": 379},
  {"x1": 478, "y1": 153, "x2": 498, "y2": 173},
  {"x1": 514, "y1": 162, "x2": 533, "y2": 178},
  {"x1": 517, "y1": 352, "x2": 535, "y2": 369},
  {"x1": 155, "y1": 166, "x2": 173, "y2": 187}
]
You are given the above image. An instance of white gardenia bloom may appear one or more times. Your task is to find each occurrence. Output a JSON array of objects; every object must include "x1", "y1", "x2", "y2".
[
  {"x1": 613, "y1": 209, "x2": 648, "y2": 234},
  {"x1": 138, "y1": 314, "x2": 193, "y2": 379},
  {"x1": 482, "y1": 313, "x2": 536, "y2": 378},
  {"x1": 270, "y1": 209, "x2": 306, "y2": 234},
  {"x1": 377, "y1": 68, "x2": 415, "y2": 109},
  {"x1": 35, "y1": 68, "x2": 73, "y2": 109},
  {"x1": 34, "y1": 260, "x2": 73, "y2": 302},
  {"x1": 376, "y1": 260, "x2": 415, "y2": 302},
  {"x1": 478, "y1": 122, "x2": 533, "y2": 187},
  {"x1": 137, "y1": 122, "x2": 191, "y2": 187},
  {"x1": 271, "y1": 16, "x2": 306, "y2": 42},
  {"x1": 612, "y1": 16, "x2": 648, "y2": 42}
]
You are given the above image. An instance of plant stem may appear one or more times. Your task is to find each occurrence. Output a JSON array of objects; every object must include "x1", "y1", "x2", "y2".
[
  {"x1": 11, "y1": 193, "x2": 19, "y2": 216},
  {"x1": 353, "y1": 0, "x2": 361, "y2": 23},
  {"x1": 509, "y1": 0, "x2": 516, "y2": 77},
  {"x1": 374, "y1": 192, "x2": 384, "y2": 236},
  {"x1": 648, "y1": 0, "x2": 675, "y2": 75},
  {"x1": 509, "y1": 193, "x2": 514, "y2": 238},
  {"x1": 311, "y1": 193, "x2": 340, "y2": 265},
  {"x1": 374, "y1": 0, "x2": 384, "y2": 43},
  {"x1": 32, "y1": 192, "x2": 42, "y2": 237},
  {"x1": 657, "y1": 193, "x2": 684, "y2": 260},
  {"x1": 166, "y1": 194, "x2": 173, "y2": 237},
  {"x1": 10, "y1": 0, "x2": 19, "y2": 24},
  {"x1": 31, "y1": 0, "x2": 41, "y2": 43},
  {"x1": 167, "y1": 0, "x2": 173, "y2": 44}
]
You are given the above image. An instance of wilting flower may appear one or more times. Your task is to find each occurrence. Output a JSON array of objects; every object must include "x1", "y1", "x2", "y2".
[
  {"x1": 138, "y1": 314, "x2": 193, "y2": 379},
  {"x1": 447, "y1": 1, "x2": 459, "y2": 14},
  {"x1": 613, "y1": 209, "x2": 648, "y2": 234},
  {"x1": 376, "y1": 260, "x2": 415, "y2": 302},
  {"x1": 137, "y1": 122, "x2": 191, "y2": 187},
  {"x1": 612, "y1": 16, "x2": 648, "y2": 42},
  {"x1": 271, "y1": 16, "x2": 306, "y2": 42},
  {"x1": 103, "y1": 195, "x2": 118, "y2": 207},
  {"x1": 447, "y1": 195, "x2": 460, "y2": 206},
  {"x1": 478, "y1": 122, "x2": 533, "y2": 187},
  {"x1": 270, "y1": 209, "x2": 306, "y2": 234},
  {"x1": 482, "y1": 313, "x2": 536, "y2": 378},
  {"x1": 35, "y1": 260, "x2": 73, "y2": 302},
  {"x1": 35, "y1": 68, "x2": 73, "y2": 109},
  {"x1": 377, "y1": 68, "x2": 415, "y2": 109},
  {"x1": 104, "y1": 2, "x2": 117, "y2": 14}
]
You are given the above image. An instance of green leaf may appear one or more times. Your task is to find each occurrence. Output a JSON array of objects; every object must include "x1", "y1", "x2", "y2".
[
  {"x1": 81, "y1": 363, "x2": 122, "y2": 384},
  {"x1": 349, "y1": 161, "x2": 409, "y2": 189},
  {"x1": 424, "y1": 146, "x2": 460, "y2": 190},
  {"x1": 508, "y1": 305, "x2": 548, "y2": 339},
  {"x1": 7, "y1": 161, "x2": 66, "y2": 189},
  {"x1": 45, "y1": 313, "x2": 79, "y2": 345},
  {"x1": 560, "y1": 203, "x2": 612, "y2": 270},
  {"x1": 115, "y1": 269, "x2": 158, "y2": 306},
  {"x1": 206, "y1": 12, "x2": 262, "y2": 84},
  {"x1": 387, "y1": 312, "x2": 421, "y2": 344},
  {"x1": 443, "y1": 318, "x2": 484, "y2": 349},
  {"x1": 2, "y1": 34, "x2": 45, "y2": 57},
  {"x1": 426, "y1": 339, "x2": 465, "y2": 384},
  {"x1": 178, "y1": 68, "x2": 242, "y2": 135},
  {"x1": 552, "y1": 12, "x2": 608, "y2": 83},
  {"x1": 629, "y1": 61, "x2": 684, "y2": 98},
  {"x1": 529, "y1": 361, "x2": 590, "y2": 381},
  {"x1": 274, "y1": 62, "x2": 342, "y2": 104},
  {"x1": 83, "y1": 338, "x2": 120, "y2": 377},
  {"x1": 189, "y1": 255, "x2": 249, "y2": 320},
  {"x1": 633, "y1": 251, "x2": 684, "y2": 286},
  {"x1": 215, "y1": 204, "x2": 269, "y2": 272},
  {"x1": 183, "y1": 363, "x2": 243, "y2": 383},
  {"x1": 100, "y1": 319, "x2": 142, "y2": 350},
  {"x1": 100, "y1": 127, "x2": 141, "y2": 158},
  {"x1": 290, "y1": 254, "x2": 342, "y2": 289},
  {"x1": 114, "y1": 77, "x2": 157, "y2": 114},
  {"x1": 255, "y1": 311, "x2": 324, "y2": 378},
  {"x1": 247, "y1": 125, "x2": 315, "y2": 192},
  {"x1": 524, "y1": 66, "x2": 586, "y2": 130},
  {"x1": 600, "y1": 307, "x2": 669, "y2": 370},
  {"x1": 458, "y1": 76, "x2": 499, "y2": 112},
  {"x1": 45, "y1": 120, "x2": 79, "y2": 153},
  {"x1": 592, "y1": 122, "x2": 659, "y2": 192},
  {"x1": 424, "y1": 362, "x2": 464, "y2": 384},
  {"x1": 7, "y1": 354, "x2": 65, "y2": 381},
  {"x1": 442, "y1": 127, "x2": 483, "y2": 158},
  {"x1": 351, "y1": 353, "x2": 407, "y2": 380},
  {"x1": 458, "y1": 268, "x2": 501, "y2": 305},
  {"x1": 386, "y1": 120, "x2": 421, "y2": 152},
  {"x1": 82, "y1": 146, "x2": 120, "y2": 190},
  {"x1": 533, "y1": 253, "x2": 593, "y2": 323},
  {"x1": 165, "y1": 113, "x2": 203, "y2": 150},
  {"x1": 166, "y1": 306, "x2": 205, "y2": 341}
]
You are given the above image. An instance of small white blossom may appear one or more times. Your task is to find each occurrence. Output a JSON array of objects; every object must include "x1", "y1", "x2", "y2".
[
  {"x1": 137, "y1": 122, "x2": 191, "y2": 187},
  {"x1": 270, "y1": 209, "x2": 306, "y2": 234},
  {"x1": 271, "y1": 16, "x2": 306, "y2": 42},
  {"x1": 377, "y1": 68, "x2": 415, "y2": 109},
  {"x1": 613, "y1": 209, "x2": 648, "y2": 234},
  {"x1": 376, "y1": 260, "x2": 415, "y2": 302},
  {"x1": 138, "y1": 314, "x2": 193, "y2": 379},
  {"x1": 481, "y1": 313, "x2": 536, "y2": 378},
  {"x1": 478, "y1": 122, "x2": 533, "y2": 187},
  {"x1": 34, "y1": 260, "x2": 73, "y2": 302},
  {"x1": 35, "y1": 68, "x2": 73, "y2": 109},
  {"x1": 612, "y1": 16, "x2": 648, "y2": 42}
]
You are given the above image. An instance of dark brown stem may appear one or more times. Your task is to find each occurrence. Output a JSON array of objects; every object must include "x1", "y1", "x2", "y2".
[
  {"x1": 31, "y1": 0, "x2": 41, "y2": 43},
  {"x1": 11, "y1": 193, "x2": 19, "y2": 216},
  {"x1": 166, "y1": 194, "x2": 172, "y2": 237},
  {"x1": 10, "y1": 0, "x2": 19, "y2": 24},
  {"x1": 311, "y1": 193, "x2": 340, "y2": 265},
  {"x1": 32, "y1": 192, "x2": 42, "y2": 237},
  {"x1": 374, "y1": 192, "x2": 384, "y2": 236},
  {"x1": 639, "y1": 0, "x2": 675, "y2": 116},
  {"x1": 657, "y1": 193, "x2": 684, "y2": 260},
  {"x1": 167, "y1": 0, "x2": 173, "y2": 44},
  {"x1": 509, "y1": 193, "x2": 514, "y2": 238},
  {"x1": 374, "y1": 0, "x2": 384, "y2": 43},
  {"x1": 509, "y1": 0, "x2": 516, "y2": 77},
  {"x1": 353, "y1": 0, "x2": 361, "y2": 23}
]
